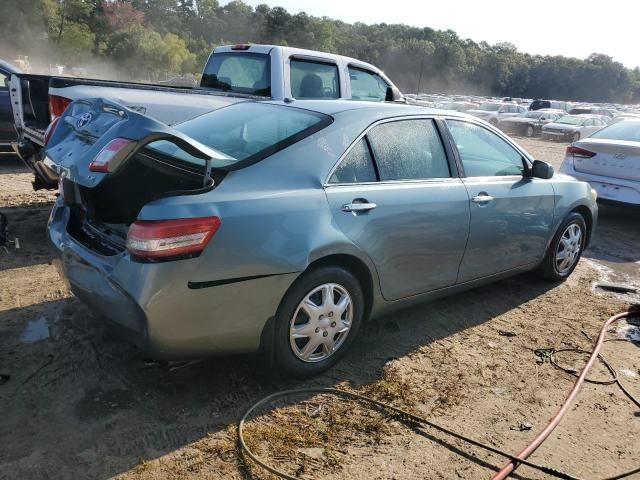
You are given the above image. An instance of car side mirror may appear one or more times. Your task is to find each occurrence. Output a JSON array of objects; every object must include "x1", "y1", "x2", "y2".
[
  {"x1": 531, "y1": 160, "x2": 554, "y2": 179},
  {"x1": 385, "y1": 85, "x2": 403, "y2": 102}
]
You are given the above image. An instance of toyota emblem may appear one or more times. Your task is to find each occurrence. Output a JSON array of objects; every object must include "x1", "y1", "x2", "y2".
[{"x1": 76, "y1": 112, "x2": 93, "y2": 129}]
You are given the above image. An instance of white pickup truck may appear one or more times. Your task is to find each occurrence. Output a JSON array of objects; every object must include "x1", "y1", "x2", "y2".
[{"x1": 9, "y1": 44, "x2": 402, "y2": 189}]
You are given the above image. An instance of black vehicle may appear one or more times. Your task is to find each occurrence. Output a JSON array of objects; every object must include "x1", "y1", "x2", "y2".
[
  {"x1": 530, "y1": 99, "x2": 571, "y2": 112},
  {"x1": 0, "y1": 60, "x2": 20, "y2": 153}
]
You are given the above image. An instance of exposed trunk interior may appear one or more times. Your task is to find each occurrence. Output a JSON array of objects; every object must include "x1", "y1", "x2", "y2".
[{"x1": 67, "y1": 146, "x2": 218, "y2": 255}]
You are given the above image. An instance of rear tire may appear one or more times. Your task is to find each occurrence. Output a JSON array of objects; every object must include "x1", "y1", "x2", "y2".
[
  {"x1": 273, "y1": 266, "x2": 364, "y2": 377},
  {"x1": 572, "y1": 132, "x2": 580, "y2": 142},
  {"x1": 540, "y1": 212, "x2": 587, "y2": 281}
]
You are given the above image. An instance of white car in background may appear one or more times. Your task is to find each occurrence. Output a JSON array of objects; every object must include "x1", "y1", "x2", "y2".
[
  {"x1": 467, "y1": 102, "x2": 528, "y2": 126},
  {"x1": 560, "y1": 119, "x2": 640, "y2": 205}
]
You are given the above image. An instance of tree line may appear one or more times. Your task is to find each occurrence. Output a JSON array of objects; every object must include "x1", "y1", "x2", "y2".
[{"x1": 1, "y1": 0, "x2": 639, "y2": 103}]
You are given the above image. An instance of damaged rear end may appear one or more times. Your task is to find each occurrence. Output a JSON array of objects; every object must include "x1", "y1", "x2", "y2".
[{"x1": 46, "y1": 98, "x2": 232, "y2": 356}]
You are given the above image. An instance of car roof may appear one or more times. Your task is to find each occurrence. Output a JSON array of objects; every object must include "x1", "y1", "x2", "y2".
[{"x1": 263, "y1": 99, "x2": 467, "y2": 118}]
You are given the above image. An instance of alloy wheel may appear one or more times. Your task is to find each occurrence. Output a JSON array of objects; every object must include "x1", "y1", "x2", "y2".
[
  {"x1": 289, "y1": 283, "x2": 353, "y2": 363},
  {"x1": 555, "y1": 223, "x2": 583, "y2": 274}
]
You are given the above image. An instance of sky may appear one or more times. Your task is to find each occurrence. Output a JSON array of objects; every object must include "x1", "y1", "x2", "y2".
[{"x1": 241, "y1": 0, "x2": 638, "y2": 68}]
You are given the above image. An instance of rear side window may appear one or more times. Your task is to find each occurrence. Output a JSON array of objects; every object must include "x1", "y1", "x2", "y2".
[
  {"x1": 201, "y1": 53, "x2": 270, "y2": 96},
  {"x1": 149, "y1": 103, "x2": 331, "y2": 171},
  {"x1": 291, "y1": 60, "x2": 339, "y2": 99},
  {"x1": 367, "y1": 120, "x2": 450, "y2": 181},
  {"x1": 329, "y1": 139, "x2": 377, "y2": 184},
  {"x1": 348, "y1": 67, "x2": 388, "y2": 101},
  {"x1": 447, "y1": 120, "x2": 524, "y2": 177}
]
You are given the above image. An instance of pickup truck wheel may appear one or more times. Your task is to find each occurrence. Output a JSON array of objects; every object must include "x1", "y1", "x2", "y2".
[
  {"x1": 540, "y1": 213, "x2": 587, "y2": 281},
  {"x1": 273, "y1": 266, "x2": 364, "y2": 377}
]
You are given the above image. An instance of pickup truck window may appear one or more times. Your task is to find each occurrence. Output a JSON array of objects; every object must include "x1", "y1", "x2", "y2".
[
  {"x1": 201, "y1": 52, "x2": 270, "y2": 97},
  {"x1": 348, "y1": 67, "x2": 388, "y2": 101},
  {"x1": 290, "y1": 59, "x2": 339, "y2": 99},
  {"x1": 148, "y1": 103, "x2": 331, "y2": 170}
]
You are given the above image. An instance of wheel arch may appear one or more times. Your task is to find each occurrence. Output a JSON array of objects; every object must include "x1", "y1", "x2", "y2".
[{"x1": 570, "y1": 204, "x2": 593, "y2": 248}]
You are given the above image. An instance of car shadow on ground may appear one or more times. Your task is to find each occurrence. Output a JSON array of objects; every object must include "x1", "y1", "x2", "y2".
[
  {"x1": 0, "y1": 203, "x2": 55, "y2": 270},
  {"x1": 584, "y1": 202, "x2": 640, "y2": 279},
  {"x1": 0, "y1": 269, "x2": 557, "y2": 479}
]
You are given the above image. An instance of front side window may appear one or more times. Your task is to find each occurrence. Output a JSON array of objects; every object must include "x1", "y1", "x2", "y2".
[
  {"x1": 291, "y1": 60, "x2": 339, "y2": 99},
  {"x1": 201, "y1": 53, "x2": 270, "y2": 96},
  {"x1": 329, "y1": 139, "x2": 377, "y2": 184},
  {"x1": 446, "y1": 120, "x2": 525, "y2": 177},
  {"x1": 367, "y1": 120, "x2": 450, "y2": 181},
  {"x1": 149, "y1": 103, "x2": 331, "y2": 170},
  {"x1": 348, "y1": 67, "x2": 388, "y2": 101}
]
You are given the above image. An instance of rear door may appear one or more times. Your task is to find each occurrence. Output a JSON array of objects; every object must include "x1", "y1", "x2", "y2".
[
  {"x1": 324, "y1": 118, "x2": 470, "y2": 301},
  {"x1": 445, "y1": 119, "x2": 555, "y2": 282}
]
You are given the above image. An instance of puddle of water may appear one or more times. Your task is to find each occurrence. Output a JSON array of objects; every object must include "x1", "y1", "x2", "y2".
[
  {"x1": 613, "y1": 322, "x2": 640, "y2": 342},
  {"x1": 20, "y1": 317, "x2": 50, "y2": 343}
]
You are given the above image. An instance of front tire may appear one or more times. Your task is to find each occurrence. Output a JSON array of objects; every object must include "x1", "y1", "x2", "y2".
[
  {"x1": 540, "y1": 213, "x2": 587, "y2": 281},
  {"x1": 572, "y1": 132, "x2": 581, "y2": 142},
  {"x1": 273, "y1": 266, "x2": 364, "y2": 377}
]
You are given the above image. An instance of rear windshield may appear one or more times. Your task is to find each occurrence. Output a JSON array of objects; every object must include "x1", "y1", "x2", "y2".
[
  {"x1": 591, "y1": 121, "x2": 640, "y2": 142},
  {"x1": 201, "y1": 52, "x2": 271, "y2": 97},
  {"x1": 148, "y1": 103, "x2": 331, "y2": 170}
]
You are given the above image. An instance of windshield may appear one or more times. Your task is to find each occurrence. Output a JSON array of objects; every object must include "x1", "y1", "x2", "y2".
[
  {"x1": 479, "y1": 103, "x2": 501, "y2": 111},
  {"x1": 556, "y1": 116, "x2": 584, "y2": 125},
  {"x1": 147, "y1": 103, "x2": 331, "y2": 170},
  {"x1": 591, "y1": 121, "x2": 640, "y2": 142},
  {"x1": 201, "y1": 52, "x2": 271, "y2": 97}
]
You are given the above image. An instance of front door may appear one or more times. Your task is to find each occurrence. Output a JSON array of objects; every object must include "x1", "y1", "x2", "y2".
[
  {"x1": 325, "y1": 119, "x2": 470, "y2": 301},
  {"x1": 0, "y1": 69, "x2": 17, "y2": 145},
  {"x1": 445, "y1": 119, "x2": 555, "y2": 282}
]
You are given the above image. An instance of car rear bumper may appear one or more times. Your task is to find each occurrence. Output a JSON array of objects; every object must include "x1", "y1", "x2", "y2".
[
  {"x1": 48, "y1": 197, "x2": 298, "y2": 359},
  {"x1": 559, "y1": 160, "x2": 640, "y2": 205}
]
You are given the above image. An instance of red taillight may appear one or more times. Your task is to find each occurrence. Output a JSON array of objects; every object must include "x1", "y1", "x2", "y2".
[
  {"x1": 231, "y1": 44, "x2": 250, "y2": 50},
  {"x1": 127, "y1": 217, "x2": 221, "y2": 260},
  {"x1": 49, "y1": 95, "x2": 71, "y2": 120},
  {"x1": 89, "y1": 138, "x2": 134, "y2": 173},
  {"x1": 566, "y1": 145, "x2": 596, "y2": 158},
  {"x1": 44, "y1": 116, "x2": 60, "y2": 145}
]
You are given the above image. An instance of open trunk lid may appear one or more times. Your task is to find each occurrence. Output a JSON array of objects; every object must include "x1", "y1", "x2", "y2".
[
  {"x1": 573, "y1": 139, "x2": 640, "y2": 182},
  {"x1": 45, "y1": 98, "x2": 232, "y2": 233}
]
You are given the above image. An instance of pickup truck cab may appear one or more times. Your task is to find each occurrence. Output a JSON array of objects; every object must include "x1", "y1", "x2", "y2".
[{"x1": 10, "y1": 44, "x2": 402, "y2": 188}]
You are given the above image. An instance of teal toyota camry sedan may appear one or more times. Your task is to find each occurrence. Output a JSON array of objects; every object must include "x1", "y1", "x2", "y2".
[{"x1": 45, "y1": 98, "x2": 598, "y2": 376}]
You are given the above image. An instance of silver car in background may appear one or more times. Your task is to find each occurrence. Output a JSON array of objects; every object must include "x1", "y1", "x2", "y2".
[
  {"x1": 542, "y1": 114, "x2": 607, "y2": 142},
  {"x1": 467, "y1": 102, "x2": 528, "y2": 126},
  {"x1": 561, "y1": 119, "x2": 640, "y2": 205},
  {"x1": 46, "y1": 99, "x2": 598, "y2": 377}
]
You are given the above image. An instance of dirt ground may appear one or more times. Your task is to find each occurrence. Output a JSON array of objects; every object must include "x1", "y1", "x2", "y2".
[{"x1": 0, "y1": 137, "x2": 639, "y2": 480}]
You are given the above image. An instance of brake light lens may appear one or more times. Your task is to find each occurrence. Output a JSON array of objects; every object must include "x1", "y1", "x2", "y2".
[
  {"x1": 49, "y1": 95, "x2": 71, "y2": 120},
  {"x1": 127, "y1": 216, "x2": 221, "y2": 260},
  {"x1": 89, "y1": 138, "x2": 133, "y2": 173},
  {"x1": 44, "y1": 116, "x2": 60, "y2": 145},
  {"x1": 231, "y1": 44, "x2": 251, "y2": 50},
  {"x1": 566, "y1": 145, "x2": 596, "y2": 158}
]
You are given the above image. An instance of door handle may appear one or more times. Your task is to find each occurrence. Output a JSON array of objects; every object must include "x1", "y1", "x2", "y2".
[
  {"x1": 471, "y1": 194, "x2": 494, "y2": 203},
  {"x1": 342, "y1": 201, "x2": 377, "y2": 213}
]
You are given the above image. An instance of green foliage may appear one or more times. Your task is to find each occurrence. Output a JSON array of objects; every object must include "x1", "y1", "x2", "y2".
[{"x1": 0, "y1": 0, "x2": 637, "y2": 102}]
